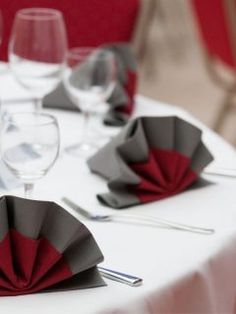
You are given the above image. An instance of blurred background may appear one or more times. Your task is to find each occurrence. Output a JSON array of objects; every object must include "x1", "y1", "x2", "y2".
[
  {"x1": 139, "y1": 0, "x2": 236, "y2": 146},
  {"x1": 1, "y1": 0, "x2": 236, "y2": 146}
]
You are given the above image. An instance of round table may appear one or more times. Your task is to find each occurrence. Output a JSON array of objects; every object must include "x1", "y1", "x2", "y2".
[{"x1": 0, "y1": 69, "x2": 236, "y2": 313}]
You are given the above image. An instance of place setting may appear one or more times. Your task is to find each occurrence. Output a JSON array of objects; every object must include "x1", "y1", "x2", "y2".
[
  {"x1": 1, "y1": 4, "x2": 236, "y2": 314},
  {"x1": 0, "y1": 7, "x2": 146, "y2": 293}
]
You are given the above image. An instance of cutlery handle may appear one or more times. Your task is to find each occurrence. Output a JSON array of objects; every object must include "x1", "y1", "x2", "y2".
[
  {"x1": 98, "y1": 267, "x2": 142, "y2": 287},
  {"x1": 203, "y1": 168, "x2": 236, "y2": 178},
  {"x1": 113, "y1": 214, "x2": 215, "y2": 235}
]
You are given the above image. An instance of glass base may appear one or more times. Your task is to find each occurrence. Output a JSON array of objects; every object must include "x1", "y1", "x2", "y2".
[{"x1": 65, "y1": 142, "x2": 98, "y2": 158}]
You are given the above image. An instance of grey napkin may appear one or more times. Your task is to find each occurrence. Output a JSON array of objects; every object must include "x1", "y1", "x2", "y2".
[
  {"x1": 43, "y1": 44, "x2": 137, "y2": 126},
  {"x1": 87, "y1": 116, "x2": 214, "y2": 209},
  {"x1": 0, "y1": 195, "x2": 105, "y2": 296},
  {"x1": 43, "y1": 83, "x2": 79, "y2": 112}
]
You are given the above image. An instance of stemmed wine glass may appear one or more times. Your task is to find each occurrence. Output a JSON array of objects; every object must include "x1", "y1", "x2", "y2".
[
  {"x1": 63, "y1": 47, "x2": 116, "y2": 157},
  {"x1": 1, "y1": 112, "x2": 60, "y2": 198},
  {"x1": 8, "y1": 8, "x2": 67, "y2": 111}
]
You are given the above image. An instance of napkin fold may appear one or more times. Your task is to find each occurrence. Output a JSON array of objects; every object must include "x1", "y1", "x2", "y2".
[
  {"x1": 43, "y1": 44, "x2": 137, "y2": 126},
  {"x1": 88, "y1": 116, "x2": 214, "y2": 208},
  {"x1": 0, "y1": 196, "x2": 105, "y2": 296}
]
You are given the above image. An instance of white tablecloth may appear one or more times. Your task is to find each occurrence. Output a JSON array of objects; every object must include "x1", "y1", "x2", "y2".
[{"x1": 1, "y1": 68, "x2": 236, "y2": 313}]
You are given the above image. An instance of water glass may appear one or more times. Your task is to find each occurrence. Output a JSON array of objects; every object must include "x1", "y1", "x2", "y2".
[
  {"x1": 8, "y1": 8, "x2": 67, "y2": 111},
  {"x1": 63, "y1": 47, "x2": 116, "y2": 157},
  {"x1": 1, "y1": 112, "x2": 60, "y2": 198}
]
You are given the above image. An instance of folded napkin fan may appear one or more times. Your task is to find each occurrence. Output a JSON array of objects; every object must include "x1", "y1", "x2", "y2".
[
  {"x1": 0, "y1": 196, "x2": 105, "y2": 296},
  {"x1": 43, "y1": 44, "x2": 137, "y2": 126},
  {"x1": 88, "y1": 116, "x2": 214, "y2": 209}
]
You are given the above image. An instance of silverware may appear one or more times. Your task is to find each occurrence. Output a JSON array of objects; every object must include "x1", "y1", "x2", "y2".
[
  {"x1": 62, "y1": 197, "x2": 215, "y2": 235},
  {"x1": 203, "y1": 167, "x2": 236, "y2": 178},
  {"x1": 98, "y1": 267, "x2": 142, "y2": 287}
]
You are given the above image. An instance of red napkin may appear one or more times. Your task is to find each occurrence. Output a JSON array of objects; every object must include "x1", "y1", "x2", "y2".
[
  {"x1": 88, "y1": 116, "x2": 214, "y2": 208},
  {"x1": 128, "y1": 149, "x2": 198, "y2": 204},
  {"x1": 43, "y1": 44, "x2": 137, "y2": 126},
  {"x1": 0, "y1": 196, "x2": 104, "y2": 296}
]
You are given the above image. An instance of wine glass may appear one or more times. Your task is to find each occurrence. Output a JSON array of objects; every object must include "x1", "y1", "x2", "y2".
[
  {"x1": 8, "y1": 8, "x2": 67, "y2": 111},
  {"x1": 1, "y1": 112, "x2": 60, "y2": 198},
  {"x1": 63, "y1": 47, "x2": 116, "y2": 158}
]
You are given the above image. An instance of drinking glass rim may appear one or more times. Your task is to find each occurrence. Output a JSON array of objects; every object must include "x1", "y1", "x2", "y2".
[
  {"x1": 67, "y1": 47, "x2": 114, "y2": 62},
  {"x1": 16, "y1": 8, "x2": 62, "y2": 21},
  {"x1": 3, "y1": 112, "x2": 58, "y2": 127}
]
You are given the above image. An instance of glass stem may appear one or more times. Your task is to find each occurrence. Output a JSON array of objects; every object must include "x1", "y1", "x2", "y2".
[
  {"x1": 81, "y1": 111, "x2": 91, "y2": 145},
  {"x1": 34, "y1": 98, "x2": 42, "y2": 112},
  {"x1": 24, "y1": 183, "x2": 34, "y2": 199}
]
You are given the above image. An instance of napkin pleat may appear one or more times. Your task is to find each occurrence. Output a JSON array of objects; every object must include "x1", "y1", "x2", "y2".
[
  {"x1": 28, "y1": 239, "x2": 69, "y2": 290},
  {"x1": 0, "y1": 273, "x2": 13, "y2": 291},
  {"x1": 153, "y1": 149, "x2": 179, "y2": 184},
  {"x1": 190, "y1": 142, "x2": 214, "y2": 173},
  {"x1": 173, "y1": 155, "x2": 192, "y2": 186},
  {"x1": 174, "y1": 118, "x2": 202, "y2": 157},
  {"x1": 0, "y1": 232, "x2": 16, "y2": 287},
  {"x1": 130, "y1": 177, "x2": 166, "y2": 194},
  {"x1": 155, "y1": 150, "x2": 195, "y2": 190},
  {"x1": 87, "y1": 120, "x2": 137, "y2": 180},
  {"x1": 30, "y1": 258, "x2": 72, "y2": 293},
  {"x1": 88, "y1": 116, "x2": 214, "y2": 208},
  {"x1": 130, "y1": 151, "x2": 167, "y2": 189},
  {"x1": 10, "y1": 229, "x2": 39, "y2": 285},
  {"x1": 108, "y1": 155, "x2": 140, "y2": 189},
  {"x1": 131, "y1": 178, "x2": 165, "y2": 197},
  {"x1": 0, "y1": 228, "x2": 72, "y2": 294},
  {"x1": 0, "y1": 196, "x2": 105, "y2": 296},
  {"x1": 64, "y1": 231, "x2": 104, "y2": 275},
  {"x1": 117, "y1": 119, "x2": 148, "y2": 164},
  {"x1": 142, "y1": 117, "x2": 175, "y2": 151},
  {"x1": 173, "y1": 118, "x2": 203, "y2": 183},
  {"x1": 128, "y1": 149, "x2": 198, "y2": 204},
  {"x1": 174, "y1": 149, "x2": 203, "y2": 190},
  {"x1": 175, "y1": 170, "x2": 198, "y2": 194}
]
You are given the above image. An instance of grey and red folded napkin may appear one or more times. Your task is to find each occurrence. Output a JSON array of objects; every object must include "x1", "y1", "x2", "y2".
[
  {"x1": 88, "y1": 116, "x2": 214, "y2": 209},
  {"x1": 0, "y1": 195, "x2": 105, "y2": 296},
  {"x1": 43, "y1": 43, "x2": 137, "y2": 126}
]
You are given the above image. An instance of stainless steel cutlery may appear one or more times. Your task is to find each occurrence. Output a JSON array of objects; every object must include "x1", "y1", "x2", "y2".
[
  {"x1": 98, "y1": 267, "x2": 142, "y2": 287},
  {"x1": 62, "y1": 197, "x2": 215, "y2": 235},
  {"x1": 203, "y1": 167, "x2": 236, "y2": 178},
  {"x1": 62, "y1": 196, "x2": 215, "y2": 286}
]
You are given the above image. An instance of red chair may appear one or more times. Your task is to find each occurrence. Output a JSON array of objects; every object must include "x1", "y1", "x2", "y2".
[
  {"x1": 0, "y1": 0, "x2": 155, "y2": 62},
  {"x1": 191, "y1": 0, "x2": 236, "y2": 132},
  {"x1": 0, "y1": 0, "x2": 155, "y2": 116}
]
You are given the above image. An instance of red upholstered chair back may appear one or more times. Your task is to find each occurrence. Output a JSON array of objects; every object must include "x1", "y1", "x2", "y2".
[
  {"x1": 191, "y1": 0, "x2": 236, "y2": 69},
  {"x1": 191, "y1": 0, "x2": 236, "y2": 133},
  {"x1": 0, "y1": 0, "x2": 140, "y2": 61}
]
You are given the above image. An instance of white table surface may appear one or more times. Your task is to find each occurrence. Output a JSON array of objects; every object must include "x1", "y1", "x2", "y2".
[{"x1": 1, "y1": 67, "x2": 236, "y2": 313}]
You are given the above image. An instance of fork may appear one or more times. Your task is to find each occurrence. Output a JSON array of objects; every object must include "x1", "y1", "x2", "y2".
[
  {"x1": 62, "y1": 197, "x2": 215, "y2": 235},
  {"x1": 203, "y1": 167, "x2": 236, "y2": 178}
]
